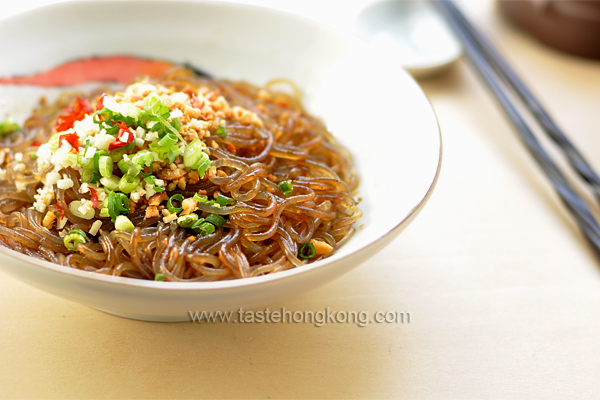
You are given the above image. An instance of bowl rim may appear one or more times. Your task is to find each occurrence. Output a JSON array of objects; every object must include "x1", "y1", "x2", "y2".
[{"x1": 0, "y1": 0, "x2": 443, "y2": 292}]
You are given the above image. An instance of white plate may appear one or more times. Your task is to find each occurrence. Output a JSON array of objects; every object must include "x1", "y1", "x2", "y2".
[{"x1": 0, "y1": 1, "x2": 441, "y2": 321}]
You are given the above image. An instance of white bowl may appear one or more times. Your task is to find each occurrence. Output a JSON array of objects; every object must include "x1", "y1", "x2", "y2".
[{"x1": 0, "y1": 1, "x2": 441, "y2": 321}]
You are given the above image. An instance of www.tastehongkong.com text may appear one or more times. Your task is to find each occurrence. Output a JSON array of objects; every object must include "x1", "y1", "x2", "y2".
[{"x1": 188, "y1": 307, "x2": 411, "y2": 327}]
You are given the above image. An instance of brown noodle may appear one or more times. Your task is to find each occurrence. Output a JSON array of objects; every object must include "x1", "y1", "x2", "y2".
[{"x1": 0, "y1": 67, "x2": 361, "y2": 281}]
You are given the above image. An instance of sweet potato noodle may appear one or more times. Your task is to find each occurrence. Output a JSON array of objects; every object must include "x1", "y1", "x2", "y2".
[{"x1": 0, "y1": 67, "x2": 361, "y2": 281}]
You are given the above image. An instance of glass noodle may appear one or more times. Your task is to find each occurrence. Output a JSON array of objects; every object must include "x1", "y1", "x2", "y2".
[{"x1": 0, "y1": 67, "x2": 361, "y2": 281}]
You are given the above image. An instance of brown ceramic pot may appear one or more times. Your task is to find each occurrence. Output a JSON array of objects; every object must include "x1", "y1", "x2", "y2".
[{"x1": 498, "y1": 0, "x2": 600, "y2": 59}]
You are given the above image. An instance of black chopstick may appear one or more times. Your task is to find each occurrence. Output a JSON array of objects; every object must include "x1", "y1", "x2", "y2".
[
  {"x1": 436, "y1": 0, "x2": 600, "y2": 202},
  {"x1": 433, "y1": 0, "x2": 600, "y2": 251}
]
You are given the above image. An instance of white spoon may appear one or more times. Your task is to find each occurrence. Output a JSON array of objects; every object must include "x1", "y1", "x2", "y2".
[{"x1": 354, "y1": 0, "x2": 462, "y2": 78}]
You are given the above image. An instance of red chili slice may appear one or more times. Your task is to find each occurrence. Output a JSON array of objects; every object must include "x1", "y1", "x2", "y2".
[
  {"x1": 56, "y1": 203, "x2": 65, "y2": 220},
  {"x1": 30, "y1": 141, "x2": 42, "y2": 147},
  {"x1": 96, "y1": 94, "x2": 106, "y2": 111},
  {"x1": 89, "y1": 187, "x2": 98, "y2": 208},
  {"x1": 58, "y1": 132, "x2": 79, "y2": 150},
  {"x1": 55, "y1": 97, "x2": 93, "y2": 132},
  {"x1": 108, "y1": 121, "x2": 134, "y2": 151}
]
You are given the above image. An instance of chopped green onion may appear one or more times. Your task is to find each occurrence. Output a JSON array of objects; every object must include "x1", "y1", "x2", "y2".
[
  {"x1": 48, "y1": 133, "x2": 61, "y2": 151},
  {"x1": 80, "y1": 170, "x2": 93, "y2": 182},
  {"x1": 0, "y1": 120, "x2": 20, "y2": 137},
  {"x1": 143, "y1": 175, "x2": 165, "y2": 193},
  {"x1": 110, "y1": 147, "x2": 127, "y2": 162},
  {"x1": 78, "y1": 154, "x2": 95, "y2": 170},
  {"x1": 99, "y1": 208, "x2": 110, "y2": 218},
  {"x1": 171, "y1": 117, "x2": 182, "y2": 132},
  {"x1": 167, "y1": 194, "x2": 184, "y2": 214},
  {"x1": 215, "y1": 125, "x2": 227, "y2": 139},
  {"x1": 205, "y1": 213, "x2": 226, "y2": 228},
  {"x1": 126, "y1": 164, "x2": 141, "y2": 177},
  {"x1": 93, "y1": 150, "x2": 108, "y2": 171},
  {"x1": 93, "y1": 108, "x2": 112, "y2": 124},
  {"x1": 98, "y1": 156, "x2": 113, "y2": 178},
  {"x1": 103, "y1": 122, "x2": 120, "y2": 136},
  {"x1": 81, "y1": 170, "x2": 100, "y2": 184},
  {"x1": 82, "y1": 140, "x2": 94, "y2": 158},
  {"x1": 93, "y1": 105, "x2": 139, "y2": 129},
  {"x1": 189, "y1": 152, "x2": 209, "y2": 170},
  {"x1": 154, "y1": 273, "x2": 165, "y2": 281},
  {"x1": 152, "y1": 144, "x2": 180, "y2": 163},
  {"x1": 196, "y1": 158, "x2": 211, "y2": 179},
  {"x1": 131, "y1": 150, "x2": 154, "y2": 167},
  {"x1": 107, "y1": 194, "x2": 117, "y2": 221},
  {"x1": 193, "y1": 221, "x2": 215, "y2": 236},
  {"x1": 114, "y1": 215, "x2": 134, "y2": 232},
  {"x1": 177, "y1": 213, "x2": 199, "y2": 228},
  {"x1": 61, "y1": 153, "x2": 78, "y2": 168},
  {"x1": 157, "y1": 132, "x2": 178, "y2": 149},
  {"x1": 116, "y1": 114, "x2": 138, "y2": 127},
  {"x1": 100, "y1": 176, "x2": 120, "y2": 191},
  {"x1": 69, "y1": 228, "x2": 87, "y2": 238},
  {"x1": 139, "y1": 167, "x2": 153, "y2": 178},
  {"x1": 143, "y1": 94, "x2": 170, "y2": 117},
  {"x1": 183, "y1": 139, "x2": 209, "y2": 172},
  {"x1": 298, "y1": 242, "x2": 316, "y2": 259},
  {"x1": 143, "y1": 175, "x2": 157, "y2": 185},
  {"x1": 124, "y1": 141, "x2": 136, "y2": 152},
  {"x1": 216, "y1": 193, "x2": 235, "y2": 207},
  {"x1": 278, "y1": 179, "x2": 293, "y2": 196},
  {"x1": 114, "y1": 193, "x2": 130, "y2": 213},
  {"x1": 83, "y1": 145, "x2": 96, "y2": 160},
  {"x1": 183, "y1": 138, "x2": 205, "y2": 169},
  {"x1": 190, "y1": 218, "x2": 205, "y2": 232},
  {"x1": 69, "y1": 200, "x2": 95, "y2": 219},
  {"x1": 118, "y1": 175, "x2": 140, "y2": 193},
  {"x1": 193, "y1": 193, "x2": 208, "y2": 203},
  {"x1": 148, "y1": 121, "x2": 161, "y2": 133},
  {"x1": 167, "y1": 146, "x2": 179, "y2": 164},
  {"x1": 117, "y1": 159, "x2": 129, "y2": 174},
  {"x1": 150, "y1": 145, "x2": 169, "y2": 159},
  {"x1": 142, "y1": 94, "x2": 182, "y2": 140},
  {"x1": 117, "y1": 157, "x2": 142, "y2": 176},
  {"x1": 107, "y1": 193, "x2": 129, "y2": 222},
  {"x1": 119, "y1": 103, "x2": 142, "y2": 121},
  {"x1": 148, "y1": 141, "x2": 161, "y2": 151},
  {"x1": 64, "y1": 229, "x2": 87, "y2": 251}
]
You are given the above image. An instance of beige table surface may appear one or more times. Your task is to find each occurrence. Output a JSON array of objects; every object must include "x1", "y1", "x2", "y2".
[{"x1": 2, "y1": 0, "x2": 600, "y2": 399}]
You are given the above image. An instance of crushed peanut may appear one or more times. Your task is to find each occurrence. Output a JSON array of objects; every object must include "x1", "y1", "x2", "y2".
[
  {"x1": 188, "y1": 170, "x2": 200, "y2": 185},
  {"x1": 180, "y1": 198, "x2": 197, "y2": 216},
  {"x1": 148, "y1": 192, "x2": 168, "y2": 206},
  {"x1": 176, "y1": 177, "x2": 186, "y2": 190},
  {"x1": 161, "y1": 209, "x2": 177, "y2": 223},
  {"x1": 145, "y1": 205, "x2": 159, "y2": 219},
  {"x1": 310, "y1": 239, "x2": 333, "y2": 256}
]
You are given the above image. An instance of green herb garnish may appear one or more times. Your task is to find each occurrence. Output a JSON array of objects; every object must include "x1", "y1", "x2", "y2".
[{"x1": 0, "y1": 120, "x2": 20, "y2": 137}]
